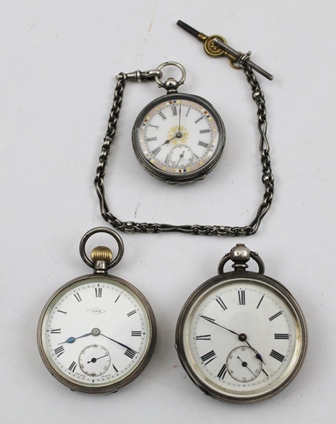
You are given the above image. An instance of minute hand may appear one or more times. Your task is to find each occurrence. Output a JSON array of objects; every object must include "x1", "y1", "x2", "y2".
[
  {"x1": 100, "y1": 333, "x2": 136, "y2": 352},
  {"x1": 178, "y1": 102, "x2": 182, "y2": 132},
  {"x1": 200, "y1": 315, "x2": 240, "y2": 336}
]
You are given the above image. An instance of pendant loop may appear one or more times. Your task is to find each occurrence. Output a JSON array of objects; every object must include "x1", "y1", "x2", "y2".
[
  {"x1": 217, "y1": 244, "x2": 265, "y2": 274},
  {"x1": 155, "y1": 61, "x2": 186, "y2": 92},
  {"x1": 79, "y1": 227, "x2": 124, "y2": 271}
]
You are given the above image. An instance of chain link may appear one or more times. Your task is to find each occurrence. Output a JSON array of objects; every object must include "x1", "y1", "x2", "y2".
[{"x1": 94, "y1": 64, "x2": 274, "y2": 236}]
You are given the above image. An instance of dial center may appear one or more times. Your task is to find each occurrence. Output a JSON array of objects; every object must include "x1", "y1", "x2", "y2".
[
  {"x1": 92, "y1": 328, "x2": 101, "y2": 337},
  {"x1": 167, "y1": 125, "x2": 189, "y2": 144},
  {"x1": 238, "y1": 333, "x2": 247, "y2": 342}
]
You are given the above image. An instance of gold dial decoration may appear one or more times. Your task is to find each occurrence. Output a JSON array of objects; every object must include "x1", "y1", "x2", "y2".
[{"x1": 167, "y1": 125, "x2": 189, "y2": 144}]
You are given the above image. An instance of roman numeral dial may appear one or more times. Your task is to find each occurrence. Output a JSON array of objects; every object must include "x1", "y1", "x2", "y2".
[
  {"x1": 39, "y1": 276, "x2": 156, "y2": 393},
  {"x1": 176, "y1": 277, "x2": 303, "y2": 401},
  {"x1": 175, "y1": 244, "x2": 307, "y2": 402},
  {"x1": 132, "y1": 93, "x2": 225, "y2": 183}
]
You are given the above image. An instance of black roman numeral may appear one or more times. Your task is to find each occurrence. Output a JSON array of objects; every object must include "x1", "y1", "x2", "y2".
[
  {"x1": 274, "y1": 333, "x2": 290, "y2": 339},
  {"x1": 270, "y1": 349, "x2": 285, "y2": 362},
  {"x1": 158, "y1": 111, "x2": 166, "y2": 120},
  {"x1": 195, "y1": 117, "x2": 203, "y2": 124},
  {"x1": 125, "y1": 348, "x2": 137, "y2": 359},
  {"x1": 95, "y1": 287, "x2": 102, "y2": 298},
  {"x1": 73, "y1": 292, "x2": 82, "y2": 302},
  {"x1": 171, "y1": 105, "x2": 177, "y2": 116},
  {"x1": 57, "y1": 309, "x2": 67, "y2": 314},
  {"x1": 54, "y1": 346, "x2": 65, "y2": 357},
  {"x1": 127, "y1": 310, "x2": 136, "y2": 317},
  {"x1": 269, "y1": 311, "x2": 283, "y2": 321},
  {"x1": 216, "y1": 296, "x2": 227, "y2": 311},
  {"x1": 198, "y1": 141, "x2": 209, "y2": 148},
  {"x1": 238, "y1": 290, "x2": 246, "y2": 305},
  {"x1": 200, "y1": 350, "x2": 217, "y2": 365},
  {"x1": 256, "y1": 295, "x2": 264, "y2": 309},
  {"x1": 196, "y1": 334, "x2": 211, "y2": 341},
  {"x1": 131, "y1": 331, "x2": 142, "y2": 337},
  {"x1": 146, "y1": 136, "x2": 158, "y2": 142},
  {"x1": 262, "y1": 369, "x2": 269, "y2": 378},
  {"x1": 217, "y1": 364, "x2": 227, "y2": 380},
  {"x1": 199, "y1": 129, "x2": 210, "y2": 134},
  {"x1": 68, "y1": 361, "x2": 77, "y2": 372},
  {"x1": 50, "y1": 328, "x2": 61, "y2": 334},
  {"x1": 152, "y1": 146, "x2": 161, "y2": 156}
]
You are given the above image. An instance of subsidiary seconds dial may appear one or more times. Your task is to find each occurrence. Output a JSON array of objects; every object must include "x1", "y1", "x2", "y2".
[{"x1": 132, "y1": 92, "x2": 225, "y2": 184}]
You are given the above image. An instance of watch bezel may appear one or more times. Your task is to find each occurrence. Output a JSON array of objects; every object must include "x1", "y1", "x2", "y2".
[
  {"x1": 175, "y1": 270, "x2": 308, "y2": 403},
  {"x1": 132, "y1": 92, "x2": 226, "y2": 184},
  {"x1": 37, "y1": 273, "x2": 157, "y2": 394}
]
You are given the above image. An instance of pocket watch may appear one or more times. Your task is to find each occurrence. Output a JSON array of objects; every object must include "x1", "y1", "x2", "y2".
[
  {"x1": 95, "y1": 29, "x2": 275, "y2": 235},
  {"x1": 132, "y1": 62, "x2": 226, "y2": 184},
  {"x1": 37, "y1": 227, "x2": 156, "y2": 394},
  {"x1": 175, "y1": 244, "x2": 307, "y2": 403}
]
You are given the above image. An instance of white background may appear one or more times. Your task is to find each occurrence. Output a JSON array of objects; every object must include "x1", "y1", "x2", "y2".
[{"x1": 1, "y1": 1, "x2": 335, "y2": 423}]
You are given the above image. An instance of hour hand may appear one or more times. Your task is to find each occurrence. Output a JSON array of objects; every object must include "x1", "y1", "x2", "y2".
[
  {"x1": 245, "y1": 340, "x2": 266, "y2": 365},
  {"x1": 160, "y1": 135, "x2": 176, "y2": 146},
  {"x1": 59, "y1": 332, "x2": 92, "y2": 344}
]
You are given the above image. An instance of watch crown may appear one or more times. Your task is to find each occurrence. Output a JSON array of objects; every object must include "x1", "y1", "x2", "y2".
[
  {"x1": 91, "y1": 246, "x2": 113, "y2": 262},
  {"x1": 91, "y1": 246, "x2": 113, "y2": 273},
  {"x1": 230, "y1": 244, "x2": 251, "y2": 270}
]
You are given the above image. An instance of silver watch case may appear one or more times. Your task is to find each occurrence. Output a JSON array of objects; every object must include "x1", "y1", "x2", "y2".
[
  {"x1": 37, "y1": 273, "x2": 157, "y2": 394},
  {"x1": 132, "y1": 92, "x2": 226, "y2": 184},
  {"x1": 175, "y1": 269, "x2": 308, "y2": 403}
]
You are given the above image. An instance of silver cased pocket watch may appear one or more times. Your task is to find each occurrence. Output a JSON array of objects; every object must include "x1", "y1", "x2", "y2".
[
  {"x1": 37, "y1": 227, "x2": 156, "y2": 394},
  {"x1": 175, "y1": 244, "x2": 307, "y2": 403},
  {"x1": 132, "y1": 62, "x2": 226, "y2": 184}
]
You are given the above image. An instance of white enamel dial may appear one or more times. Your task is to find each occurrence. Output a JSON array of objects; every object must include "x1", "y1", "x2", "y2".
[
  {"x1": 132, "y1": 93, "x2": 225, "y2": 183},
  {"x1": 38, "y1": 275, "x2": 156, "y2": 393},
  {"x1": 176, "y1": 274, "x2": 307, "y2": 403}
]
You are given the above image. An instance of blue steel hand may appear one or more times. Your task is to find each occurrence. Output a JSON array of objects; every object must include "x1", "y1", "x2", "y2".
[{"x1": 59, "y1": 332, "x2": 92, "y2": 345}]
